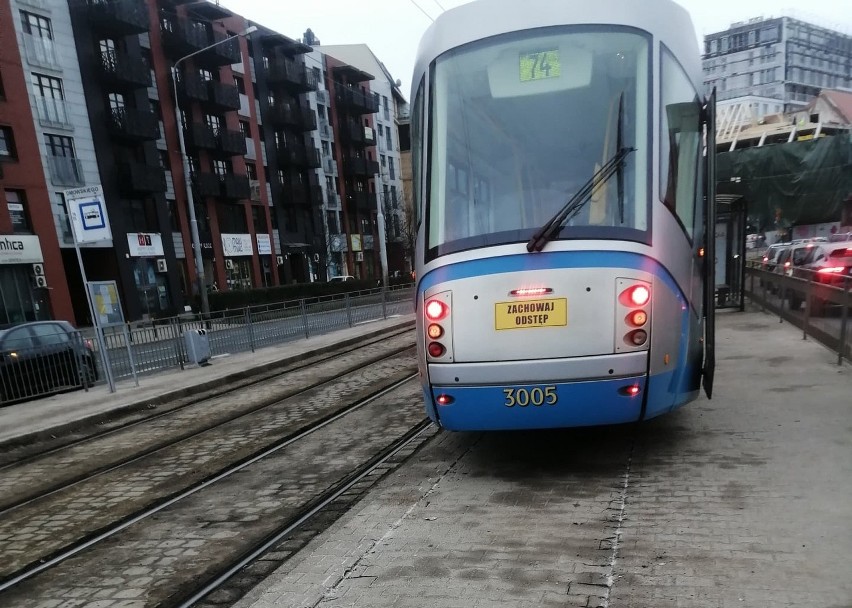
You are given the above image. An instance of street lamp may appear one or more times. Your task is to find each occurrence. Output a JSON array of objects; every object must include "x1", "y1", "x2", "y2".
[{"x1": 171, "y1": 25, "x2": 258, "y2": 316}]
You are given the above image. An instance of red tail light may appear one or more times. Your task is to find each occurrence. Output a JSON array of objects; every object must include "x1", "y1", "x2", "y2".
[
  {"x1": 622, "y1": 285, "x2": 650, "y2": 307},
  {"x1": 427, "y1": 324, "x2": 444, "y2": 339},
  {"x1": 436, "y1": 394, "x2": 454, "y2": 405},
  {"x1": 425, "y1": 299, "x2": 448, "y2": 321},
  {"x1": 627, "y1": 310, "x2": 648, "y2": 327},
  {"x1": 626, "y1": 329, "x2": 648, "y2": 346},
  {"x1": 619, "y1": 385, "x2": 642, "y2": 397},
  {"x1": 818, "y1": 266, "x2": 845, "y2": 274},
  {"x1": 428, "y1": 342, "x2": 446, "y2": 358}
]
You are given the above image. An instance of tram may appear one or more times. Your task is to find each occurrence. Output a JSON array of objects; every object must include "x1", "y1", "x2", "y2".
[{"x1": 411, "y1": 0, "x2": 716, "y2": 430}]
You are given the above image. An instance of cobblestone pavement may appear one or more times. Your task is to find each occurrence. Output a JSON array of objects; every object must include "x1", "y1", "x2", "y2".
[
  {"x1": 0, "y1": 347, "x2": 416, "y2": 580},
  {"x1": 0, "y1": 332, "x2": 414, "y2": 510},
  {"x1": 0, "y1": 380, "x2": 426, "y2": 607},
  {"x1": 231, "y1": 310, "x2": 851, "y2": 608}
]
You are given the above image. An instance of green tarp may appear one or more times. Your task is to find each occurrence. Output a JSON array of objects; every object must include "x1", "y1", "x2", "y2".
[{"x1": 716, "y1": 133, "x2": 852, "y2": 229}]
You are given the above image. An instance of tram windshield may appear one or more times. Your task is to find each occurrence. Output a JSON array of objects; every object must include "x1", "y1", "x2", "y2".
[{"x1": 427, "y1": 27, "x2": 650, "y2": 256}]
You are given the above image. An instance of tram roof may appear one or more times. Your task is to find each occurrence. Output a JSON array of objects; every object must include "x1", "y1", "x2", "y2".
[{"x1": 412, "y1": 0, "x2": 702, "y2": 100}]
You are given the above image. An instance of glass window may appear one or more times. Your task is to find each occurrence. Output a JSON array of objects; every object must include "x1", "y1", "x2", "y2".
[
  {"x1": 5, "y1": 190, "x2": 31, "y2": 233},
  {"x1": 0, "y1": 127, "x2": 15, "y2": 159},
  {"x1": 30, "y1": 323, "x2": 71, "y2": 346},
  {"x1": 411, "y1": 76, "x2": 425, "y2": 225},
  {"x1": 31, "y1": 73, "x2": 63, "y2": 99},
  {"x1": 427, "y1": 27, "x2": 650, "y2": 254},
  {"x1": 21, "y1": 11, "x2": 52, "y2": 39},
  {"x1": 44, "y1": 134, "x2": 74, "y2": 157},
  {"x1": 660, "y1": 45, "x2": 701, "y2": 240},
  {"x1": 1, "y1": 327, "x2": 36, "y2": 351}
]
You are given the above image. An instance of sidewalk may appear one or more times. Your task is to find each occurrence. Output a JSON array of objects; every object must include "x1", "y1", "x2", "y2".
[{"x1": 0, "y1": 315, "x2": 415, "y2": 450}]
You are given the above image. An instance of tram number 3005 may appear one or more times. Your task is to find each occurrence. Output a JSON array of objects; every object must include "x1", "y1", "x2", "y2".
[{"x1": 503, "y1": 386, "x2": 558, "y2": 407}]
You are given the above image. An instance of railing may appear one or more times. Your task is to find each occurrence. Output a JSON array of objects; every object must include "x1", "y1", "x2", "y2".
[
  {"x1": 23, "y1": 33, "x2": 59, "y2": 69},
  {"x1": 46, "y1": 155, "x2": 85, "y2": 187},
  {"x1": 72, "y1": 286, "x2": 415, "y2": 387},
  {"x1": 35, "y1": 96, "x2": 72, "y2": 129},
  {"x1": 743, "y1": 261, "x2": 850, "y2": 364}
]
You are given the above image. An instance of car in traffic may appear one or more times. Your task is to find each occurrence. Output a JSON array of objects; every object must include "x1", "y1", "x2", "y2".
[
  {"x1": 0, "y1": 320, "x2": 97, "y2": 406},
  {"x1": 792, "y1": 241, "x2": 852, "y2": 314},
  {"x1": 329, "y1": 275, "x2": 355, "y2": 283}
]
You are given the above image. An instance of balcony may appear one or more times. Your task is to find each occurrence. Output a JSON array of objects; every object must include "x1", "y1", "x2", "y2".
[
  {"x1": 186, "y1": 123, "x2": 217, "y2": 150},
  {"x1": 277, "y1": 139, "x2": 321, "y2": 169},
  {"x1": 120, "y1": 162, "x2": 166, "y2": 194},
  {"x1": 221, "y1": 174, "x2": 250, "y2": 200},
  {"x1": 99, "y1": 49, "x2": 151, "y2": 89},
  {"x1": 266, "y1": 58, "x2": 318, "y2": 93},
  {"x1": 346, "y1": 190, "x2": 376, "y2": 212},
  {"x1": 267, "y1": 103, "x2": 317, "y2": 131},
  {"x1": 176, "y1": 72, "x2": 208, "y2": 103},
  {"x1": 23, "y1": 33, "x2": 59, "y2": 70},
  {"x1": 206, "y1": 80, "x2": 240, "y2": 111},
  {"x1": 316, "y1": 89, "x2": 330, "y2": 105},
  {"x1": 335, "y1": 88, "x2": 379, "y2": 115},
  {"x1": 343, "y1": 156, "x2": 380, "y2": 176},
  {"x1": 35, "y1": 97, "x2": 72, "y2": 129},
  {"x1": 46, "y1": 155, "x2": 84, "y2": 187},
  {"x1": 107, "y1": 107, "x2": 159, "y2": 141},
  {"x1": 338, "y1": 119, "x2": 365, "y2": 144},
  {"x1": 160, "y1": 16, "x2": 209, "y2": 58},
  {"x1": 363, "y1": 126, "x2": 376, "y2": 146},
  {"x1": 85, "y1": 0, "x2": 149, "y2": 36},
  {"x1": 216, "y1": 129, "x2": 247, "y2": 156},
  {"x1": 195, "y1": 31, "x2": 240, "y2": 68},
  {"x1": 193, "y1": 172, "x2": 221, "y2": 198}
]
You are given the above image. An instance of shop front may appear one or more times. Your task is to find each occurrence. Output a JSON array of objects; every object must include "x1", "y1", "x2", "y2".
[
  {"x1": 0, "y1": 235, "x2": 52, "y2": 326},
  {"x1": 126, "y1": 233, "x2": 171, "y2": 318},
  {"x1": 221, "y1": 233, "x2": 254, "y2": 290}
]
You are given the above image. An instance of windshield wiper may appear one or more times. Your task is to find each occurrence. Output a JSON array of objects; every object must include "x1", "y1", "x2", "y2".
[
  {"x1": 526, "y1": 94, "x2": 635, "y2": 253},
  {"x1": 616, "y1": 93, "x2": 627, "y2": 224}
]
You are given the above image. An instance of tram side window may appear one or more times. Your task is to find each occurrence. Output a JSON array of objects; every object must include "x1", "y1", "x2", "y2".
[
  {"x1": 660, "y1": 46, "x2": 701, "y2": 241},
  {"x1": 411, "y1": 77, "x2": 425, "y2": 227}
]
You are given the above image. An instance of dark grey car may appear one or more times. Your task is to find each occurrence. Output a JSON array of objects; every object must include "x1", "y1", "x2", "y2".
[{"x1": 0, "y1": 321, "x2": 97, "y2": 405}]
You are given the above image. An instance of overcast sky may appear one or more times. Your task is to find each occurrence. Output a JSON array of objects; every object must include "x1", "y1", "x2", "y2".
[{"x1": 219, "y1": 0, "x2": 852, "y2": 99}]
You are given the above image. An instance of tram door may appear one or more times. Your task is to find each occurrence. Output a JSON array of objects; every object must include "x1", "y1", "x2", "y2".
[{"x1": 715, "y1": 196, "x2": 747, "y2": 310}]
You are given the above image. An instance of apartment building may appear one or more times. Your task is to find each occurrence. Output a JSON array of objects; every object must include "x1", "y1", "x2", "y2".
[
  {"x1": 704, "y1": 16, "x2": 852, "y2": 112},
  {"x1": 314, "y1": 43, "x2": 408, "y2": 275},
  {"x1": 4, "y1": 0, "x2": 100, "y2": 325}
]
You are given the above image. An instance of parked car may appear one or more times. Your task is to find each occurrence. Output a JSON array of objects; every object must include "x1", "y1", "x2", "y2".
[
  {"x1": 329, "y1": 275, "x2": 355, "y2": 283},
  {"x1": 0, "y1": 321, "x2": 97, "y2": 406}
]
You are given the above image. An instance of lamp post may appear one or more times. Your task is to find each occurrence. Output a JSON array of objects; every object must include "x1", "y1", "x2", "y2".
[{"x1": 171, "y1": 25, "x2": 257, "y2": 316}]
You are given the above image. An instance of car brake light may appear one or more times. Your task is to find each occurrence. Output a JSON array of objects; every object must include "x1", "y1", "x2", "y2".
[
  {"x1": 818, "y1": 266, "x2": 845, "y2": 274},
  {"x1": 428, "y1": 342, "x2": 446, "y2": 358}
]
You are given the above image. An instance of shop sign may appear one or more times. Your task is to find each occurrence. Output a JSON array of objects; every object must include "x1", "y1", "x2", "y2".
[
  {"x1": 0, "y1": 235, "x2": 44, "y2": 265},
  {"x1": 256, "y1": 233, "x2": 272, "y2": 255},
  {"x1": 127, "y1": 233, "x2": 164, "y2": 257},
  {"x1": 221, "y1": 233, "x2": 253, "y2": 257}
]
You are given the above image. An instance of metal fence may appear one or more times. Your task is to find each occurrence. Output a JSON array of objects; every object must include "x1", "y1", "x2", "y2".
[
  {"x1": 82, "y1": 285, "x2": 414, "y2": 390},
  {"x1": 743, "y1": 261, "x2": 851, "y2": 364}
]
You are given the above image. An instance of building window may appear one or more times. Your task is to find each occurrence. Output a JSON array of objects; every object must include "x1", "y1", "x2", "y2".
[
  {"x1": 4, "y1": 190, "x2": 31, "y2": 233},
  {"x1": 21, "y1": 11, "x2": 52, "y2": 39},
  {"x1": 388, "y1": 157, "x2": 395, "y2": 180},
  {"x1": 45, "y1": 133, "x2": 75, "y2": 157},
  {"x1": 246, "y1": 162, "x2": 257, "y2": 181},
  {"x1": 385, "y1": 128, "x2": 392, "y2": 150},
  {"x1": 213, "y1": 159, "x2": 230, "y2": 177},
  {"x1": 252, "y1": 206, "x2": 268, "y2": 233},
  {"x1": 0, "y1": 126, "x2": 16, "y2": 160},
  {"x1": 206, "y1": 114, "x2": 222, "y2": 134},
  {"x1": 31, "y1": 73, "x2": 63, "y2": 99},
  {"x1": 239, "y1": 120, "x2": 250, "y2": 138},
  {"x1": 380, "y1": 154, "x2": 386, "y2": 167},
  {"x1": 234, "y1": 75, "x2": 245, "y2": 94}
]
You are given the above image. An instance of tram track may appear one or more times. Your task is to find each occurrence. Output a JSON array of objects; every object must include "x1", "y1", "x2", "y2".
[
  {"x1": 0, "y1": 329, "x2": 415, "y2": 513},
  {"x1": 0, "y1": 375, "x2": 429, "y2": 605},
  {"x1": 0, "y1": 344, "x2": 418, "y2": 588},
  {"x1": 0, "y1": 324, "x2": 414, "y2": 467}
]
